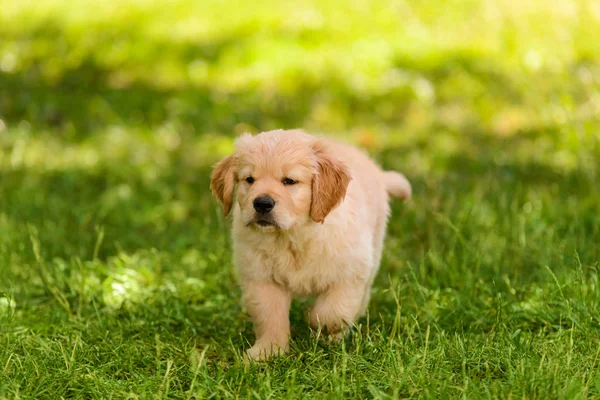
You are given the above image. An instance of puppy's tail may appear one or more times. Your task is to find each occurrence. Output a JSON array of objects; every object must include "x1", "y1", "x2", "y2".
[{"x1": 383, "y1": 171, "x2": 411, "y2": 201}]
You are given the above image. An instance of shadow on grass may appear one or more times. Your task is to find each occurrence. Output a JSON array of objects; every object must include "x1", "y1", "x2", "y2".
[
  {"x1": 0, "y1": 161, "x2": 221, "y2": 260},
  {"x1": 1, "y1": 63, "x2": 418, "y2": 138},
  {"x1": 1, "y1": 20, "x2": 562, "y2": 138}
]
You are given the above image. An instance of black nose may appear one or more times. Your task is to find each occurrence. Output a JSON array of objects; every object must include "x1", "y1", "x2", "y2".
[{"x1": 253, "y1": 196, "x2": 275, "y2": 214}]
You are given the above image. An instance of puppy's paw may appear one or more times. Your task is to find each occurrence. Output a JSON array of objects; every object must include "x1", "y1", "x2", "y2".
[
  {"x1": 245, "y1": 342, "x2": 287, "y2": 362},
  {"x1": 329, "y1": 330, "x2": 346, "y2": 344},
  {"x1": 307, "y1": 307, "x2": 350, "y2": 340},
  {"x1": 316, "y1": 328, "x2": 348, "y2": 344},
  {"x1": 308, "y1": 322, "x2": 348, "y2": 344}
]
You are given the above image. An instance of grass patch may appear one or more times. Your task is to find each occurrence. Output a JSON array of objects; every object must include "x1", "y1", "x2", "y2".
[{"x1": 1, "y1": 0, "x2": 599, "y2": 398}]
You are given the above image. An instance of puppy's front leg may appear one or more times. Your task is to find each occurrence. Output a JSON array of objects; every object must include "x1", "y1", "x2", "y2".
[
  {"x1": 243, "y1": 281, "x2": 291, "y2": 360},
  {"x1": 307, "y1": 281, "x2": 366, "y2": 340}
]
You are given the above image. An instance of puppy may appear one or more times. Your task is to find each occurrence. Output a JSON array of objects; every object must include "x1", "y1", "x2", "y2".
[{"x1": 210, "y1": 129, "x2": 411, "y2": 360}]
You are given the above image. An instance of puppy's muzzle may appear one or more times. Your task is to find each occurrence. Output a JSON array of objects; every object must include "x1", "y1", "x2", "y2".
[{"x1": 253, "y1": 195, "x2": 275, "y2": 214}]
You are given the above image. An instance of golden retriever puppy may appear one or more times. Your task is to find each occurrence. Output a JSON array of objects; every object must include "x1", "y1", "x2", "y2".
[{"x1": 210, "y1": 129, "x2": 410, "y2": 360}]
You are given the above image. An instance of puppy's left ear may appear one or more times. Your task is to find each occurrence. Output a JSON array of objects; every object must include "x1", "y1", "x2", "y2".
[
  {"x1": 311, "y1": 141, "x2": 351, "y2": 223},
  {"x1": 210, "y1": 155, "x2": 236, "y2": 216}
]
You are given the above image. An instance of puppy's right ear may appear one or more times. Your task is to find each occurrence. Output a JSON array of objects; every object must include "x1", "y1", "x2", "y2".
[{"x1": 210, "y1": 155, "x2": 236, "y2": 216}]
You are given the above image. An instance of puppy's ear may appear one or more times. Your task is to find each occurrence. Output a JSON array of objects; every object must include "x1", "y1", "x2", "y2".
[
  {"x1": 210, "y1": 155, "x2": 236, "y2": 216},
  {"x1": 311, "y1": 141, "x2": 351, "y2": 223}
]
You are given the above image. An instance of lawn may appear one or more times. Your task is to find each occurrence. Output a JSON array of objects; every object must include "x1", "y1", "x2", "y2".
[{"x1": 1, "y1": 0, "x2": 600, "y2": 398}]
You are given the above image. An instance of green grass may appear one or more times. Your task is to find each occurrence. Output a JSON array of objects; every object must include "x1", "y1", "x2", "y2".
[{"x1": 1, "y1": 0, "x2": 600, "y2": 398}]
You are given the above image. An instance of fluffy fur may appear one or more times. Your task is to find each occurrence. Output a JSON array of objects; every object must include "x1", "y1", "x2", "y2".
[{"x1": 210, "y1": 129, "x2": 410, "y2": 360}]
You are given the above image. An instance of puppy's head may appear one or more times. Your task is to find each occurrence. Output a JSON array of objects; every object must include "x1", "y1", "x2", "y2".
[{"x1": 210, "y1": 130, "x2": 351, "y2": 232}]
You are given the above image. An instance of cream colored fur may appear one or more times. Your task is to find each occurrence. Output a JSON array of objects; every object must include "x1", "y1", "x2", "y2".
[{"x1": 210, "y1": 129, "x2": 410, "y2": 360}]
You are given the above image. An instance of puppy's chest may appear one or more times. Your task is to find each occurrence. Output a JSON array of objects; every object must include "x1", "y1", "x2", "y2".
[{"x1": 263, "y1": 240, "x2": 342, "y2": 296}]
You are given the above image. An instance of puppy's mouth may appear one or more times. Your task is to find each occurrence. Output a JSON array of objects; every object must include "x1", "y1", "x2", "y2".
[
  {"x1": 247, "y1": 215, "x2": 279, "y2": 230},
  {"x1": 256, "y1": 220, "x2": 275, "y2": 227}
]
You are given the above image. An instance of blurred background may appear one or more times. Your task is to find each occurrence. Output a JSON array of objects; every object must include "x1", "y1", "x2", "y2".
[{"x1": 1, "y1": 0, "x2": 599, "y2": 336}]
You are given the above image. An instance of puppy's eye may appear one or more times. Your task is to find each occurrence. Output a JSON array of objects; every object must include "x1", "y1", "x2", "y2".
[
  {"x1": 283, "y1": 178, "x2": 297, "y2": 185},
  {"x1": 245, "y1": 177, "x2": 255, "y2": 184}
]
